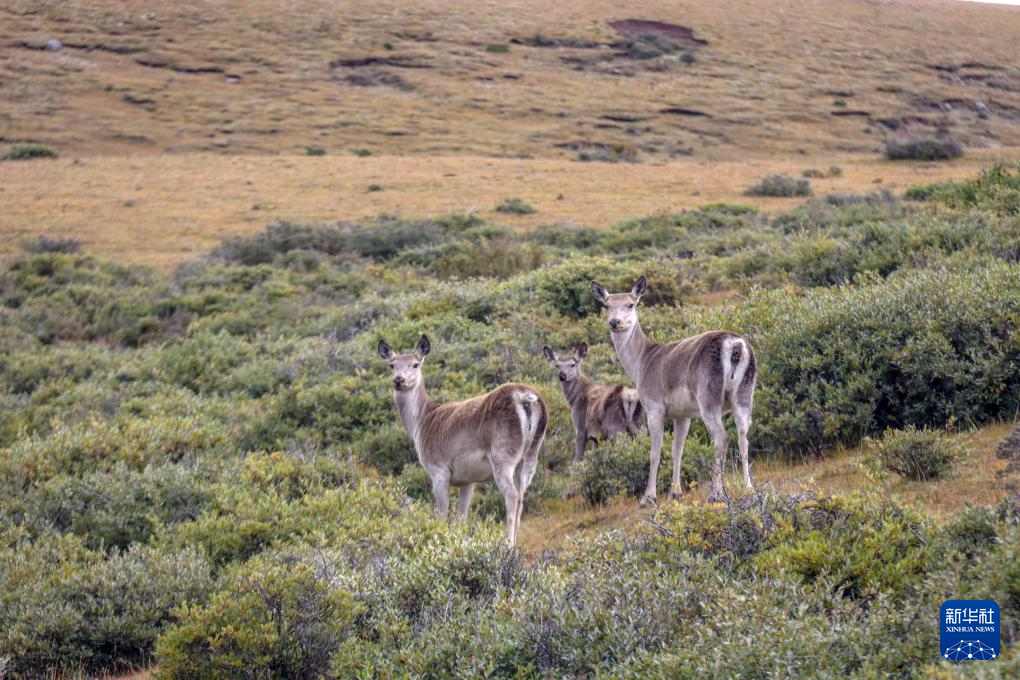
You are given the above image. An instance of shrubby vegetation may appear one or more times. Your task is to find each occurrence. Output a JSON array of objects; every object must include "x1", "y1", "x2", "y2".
[
  {"x1": 0, "y1": 165, "x2": 1018, "y2": 675},
  {"x1": 885, "y1": 134, "x2": 964, "y2": 161},
  {"x1": 1, "y1": 143, "x2": 58, "y2": 161},
  {"x1": 745, "y1": 173, "x2": 813, "y2": 197},
  {"x1": 865, "y1": 426, "x2": 967, "y2": 481}
]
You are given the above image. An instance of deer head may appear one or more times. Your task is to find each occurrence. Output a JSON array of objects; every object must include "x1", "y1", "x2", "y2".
[
  {"x1": 591, "y1": 276, "x2": 646, "y2": 334},
  {"x1": 378, "y1": 335, "x2": 431, "y2": 392},
  {"x1": 542, "y1": 342, "x2": 588, "y2": 383}
]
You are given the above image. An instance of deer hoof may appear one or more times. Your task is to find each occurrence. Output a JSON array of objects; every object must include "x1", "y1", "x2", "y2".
[
  {"x1": 668, "y1": 485, "x2": 684, "y2": 501},
  {"x1": 639, "y1": 494, "x2": 657, "y2": 508}
]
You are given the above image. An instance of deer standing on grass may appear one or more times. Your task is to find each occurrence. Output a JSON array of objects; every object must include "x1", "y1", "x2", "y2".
[
  {"x1": 377, "y1": 335, "x2": 547, "y2": 545},
  {"x1": 590, "y1": 276, "x2": 757, "y2": 504},
  {"x1": 542, "y1": 342, "x2": 644, "y2": 462}
]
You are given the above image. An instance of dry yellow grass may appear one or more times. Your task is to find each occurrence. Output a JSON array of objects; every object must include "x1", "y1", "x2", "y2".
[
  {"x1": 2, "y1": 0, "x2": 1019, "y2": 160},
  {"x1": 3, "y1": 148, "x2": 1017, "y2": 270},
  {"x1": 518, "y1": 423, "x2": 1018, "y2": 557}
]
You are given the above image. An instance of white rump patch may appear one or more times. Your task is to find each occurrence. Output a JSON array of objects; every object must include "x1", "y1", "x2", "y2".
[
  {"x1": 512, "y1": 390, "x2": 539, "y2": 440},
  {"x1": 721, "y1": 337, "x2": 750, "y2": 394}
]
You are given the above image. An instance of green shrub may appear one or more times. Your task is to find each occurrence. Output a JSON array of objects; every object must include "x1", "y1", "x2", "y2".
[
  {"x1": 576, "y1": 434, "x2": 713, "y2": 505},
  {"x1": 864, "y1": 426, "x2": 966, "y2": 481},
  {"x1": 905, "y1": 162, "x2": 1020, "y2": 215},
  {"x1": 745, "y1": 174, "x2": 813, "y2": 197},
  {"x1": 1, "y1": 538, "x2": 211, "y2": 677},
  {"x1": 484, "y1": 43, "x2": 510, "y2": 53},
  {"x1": 885, "y1": 135, "x2": 963, "y2": 161},
  {"x1": 352, "y1": 148, "x2": 373, "y2": 157},
  {"x1": 366, "y1": 183, "x2": 383, "y2": 192},
  {"x1": 22, "y1": 235, "x2": 82, "y2": 254},
  {"x1": 156, "y1": 550, "x2": 360, "y2": 679},
  {"x1": 304, "y1": 145, "x2": 326, "y2": 156},
  {"x1": 728, "y1": 262, "x2": 1020, "y2": 457},
  {"x1": 2, "y1": 144, "x2": 58, "y2": 161},
  {"x1": 494, "y1": 197, "x2": 536, "y2": 215}
]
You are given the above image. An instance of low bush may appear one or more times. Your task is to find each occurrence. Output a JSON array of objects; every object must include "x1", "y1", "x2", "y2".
[
  {"x1": 2, "y1": 144, "x2": 58, "y2": 161},
  {"x1": 745, "y1": 173, "x2": 813, "y2": 197},
  {"x1": 305, "y1": 145, "x2": 326, "y2": 156},
  {"x1": 906, "y1": 162, "x2": 1019, "y2": 215},
  {"x1": 576, "y1": 434, "x2": 714, "y2": 505},
  {"x1": 156, "y1": 550, "x2": 360, "y2": 679},
  {"x1": 1, "y1": 538, "x2": 211, "y2": 677},
  {"x1": 885, "y1": 135, "x2": 963, "y2": 161},
  {"x1": 22, "y1": 235, "x2": 82, "y2": 254},
  {"x1": 864, "y1": 426, "x2": 966, "y2": 481},
  {"x1": 494, "y1": 197, "x2": 536, "y2": 215}
]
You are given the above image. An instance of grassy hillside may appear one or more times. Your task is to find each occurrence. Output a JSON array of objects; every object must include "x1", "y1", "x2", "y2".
[
  {"x1": 3, "y1": 0, "x2": 1019, "y2": 160},
  {"x1": 3, "y1": 1, "x2": 1020, "y2": 674},
  {"x1": 1, "y1": 164, "x2": 1019, "y2": 678}
]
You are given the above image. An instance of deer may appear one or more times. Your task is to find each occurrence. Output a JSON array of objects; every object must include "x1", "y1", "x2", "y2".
[
  {"x1": 377, "y1": 334, "x2": 547, "y2": 546},
  {"x1": 542, "y1": 342, "x2": 644, "y2": 462},
  {"x1": 590, "y1": 276, "x2": 757, "y2": 505}
]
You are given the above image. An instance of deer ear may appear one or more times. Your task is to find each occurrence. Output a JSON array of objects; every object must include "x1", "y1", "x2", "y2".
[
  {"x1": 591, "y1": 280, "x2": 608, "y2": 305},
  {"x1": 576, "y1": 342, "x2": 588, "y2": 359},
  {"x1": 415, "y1": 334, "x2": 431, "y2": 358},
  {"x1": 378, "y1": 339, "x2": 394, "y2": 361},
  {"x1": 542, "y1": 346, "x2": 556, "y2": 363},
  {"x1": 631, "y1": 275, "x2": 647, "y2": 301}
]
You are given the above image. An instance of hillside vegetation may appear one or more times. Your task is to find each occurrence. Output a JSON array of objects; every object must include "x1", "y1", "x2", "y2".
[
  {"x1": 3, "y1": 0, "x2": 1020, "y2": 160},
  {"x1": 1, "y1": 164, "x2": 1019, "y2": 677}
]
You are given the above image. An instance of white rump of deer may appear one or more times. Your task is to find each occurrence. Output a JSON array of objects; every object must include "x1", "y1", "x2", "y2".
[
  {"x1": 542, "y1": 342, "x2": 643, "y2": 462},
  {"x1": 590, "y1": 276, "x2": 757, "y2": 504},
  {"x1": 377, "y1": 335, "x2": 547, "y2": 545}
]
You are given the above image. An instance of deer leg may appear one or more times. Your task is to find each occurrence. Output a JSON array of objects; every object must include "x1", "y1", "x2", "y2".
[
  {"x1": 492, "y1": 464, "x2": 521, "y2": 546},
  {"x1": 669, "y1": 417, "x2": 691, "y2": 500},
  {"x1": 513, "y1": 459, "x2": 526, "y2": 541},
  {"x1": 642, "y1": 408, "x2": 665, "y2": 507},
  {"x1": 456, "y1": 483, "x2": 475, "y2": 521},
  {"x1": 573, "y1": 428, "x2": 588, "y2": 463},
  {"x1": 430, "y1": 468, "x2": 452, "y2": 520},
  {"x1": 734, "y1": 407, "x2": 753, "y2": 491},
  {"x1": 703, "y1": 409, "x2": 729, "y2": 503}
]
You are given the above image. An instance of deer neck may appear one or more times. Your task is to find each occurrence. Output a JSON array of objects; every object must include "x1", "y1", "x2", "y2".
[
  {"x1": 393, "y1": 381, "x2": 436, "y2": 449},
  {"x1": 612, "y1": 319, "x2": 653, "y2": 384},
  {"x1": 561, "y1": 373, "x2": 593, "y2": 410}
]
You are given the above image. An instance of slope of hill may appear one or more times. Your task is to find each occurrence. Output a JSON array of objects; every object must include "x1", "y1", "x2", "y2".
[{"x1": 3, "y1": 0, "x2": 1020, "y2": 160}]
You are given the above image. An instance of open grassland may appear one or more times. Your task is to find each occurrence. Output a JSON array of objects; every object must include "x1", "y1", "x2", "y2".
[
  {"x1": 2, "y1": 0, "x2": 1020, "y2": 161},
  {"x1": 2, "y1": 149, "x2": 1017, "y2": 270},
  {"x1": 1, "y1": 164, "x2": 1019, "y2": 678}
]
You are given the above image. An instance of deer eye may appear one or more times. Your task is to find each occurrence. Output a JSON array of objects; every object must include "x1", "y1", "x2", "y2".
[
  {"x1": 412, "y1": 362, "x2": 419, "y2": 368},
  {"x1": 628, "y1": 303, "x2": 634, "y2": 309}
]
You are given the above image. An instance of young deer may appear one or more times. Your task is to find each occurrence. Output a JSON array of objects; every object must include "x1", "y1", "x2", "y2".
[
  {"x1": 590, "y1": 276, "x2": 757, "y2": 504},
  {"x1": 542, "y1": 342, "x2": 644, "y2": 462},
  {"x1": 377, "y1": 335, "x2": 547, "y2": 545}
]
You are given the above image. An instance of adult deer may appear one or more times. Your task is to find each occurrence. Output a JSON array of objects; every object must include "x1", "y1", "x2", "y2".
[
  {"x1": 590, "y1": 277, "x2": 757, "y2": 504},
  {"x1": 542, "y1": 342, "x2": 644, "y2": 462},
  {"x1": 377, "y1": 335, "x2": 547, "y2": 545}
]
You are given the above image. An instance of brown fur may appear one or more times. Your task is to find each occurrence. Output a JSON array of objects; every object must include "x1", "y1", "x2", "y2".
[
  {"x1": 379, "y1": 335, "x2": 546, "y2": 545},
  {"x1": 591, "y1": 277, "x2": 758, "y2": 503},
  {"x1": 544, "y1": 344, "x2": 644, "y2": 462}
]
